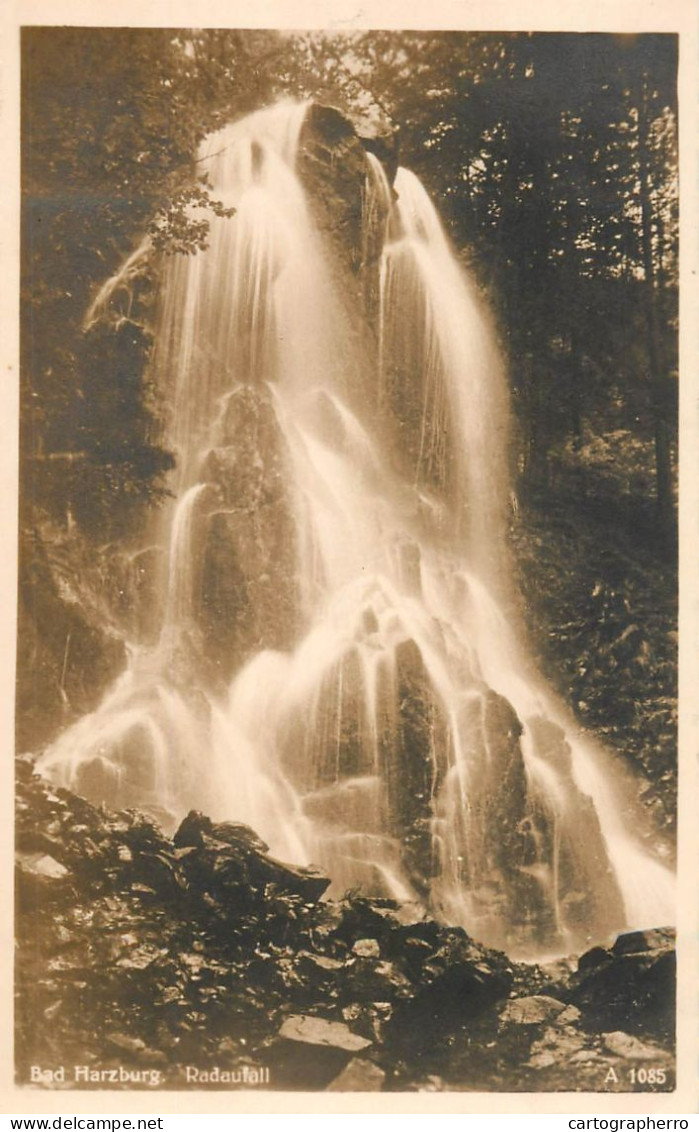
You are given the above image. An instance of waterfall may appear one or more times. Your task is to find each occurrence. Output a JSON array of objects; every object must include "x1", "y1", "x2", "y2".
[{"x1": 36, "y1": 99, "x2": 674, "y2": 959}]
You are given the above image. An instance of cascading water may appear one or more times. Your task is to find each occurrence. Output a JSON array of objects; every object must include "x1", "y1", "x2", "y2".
[{"x1": 37, "y1": 99, "x2": 674, "y2": 958}]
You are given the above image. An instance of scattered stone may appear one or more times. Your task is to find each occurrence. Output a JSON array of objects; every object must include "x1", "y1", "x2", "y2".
[
  {"x1": 116, "y1": 945, "x2": 163, "y2": 971},
  {"x1": 43, "y1": 1000, "x2": 63, "y2": 1021},
  {"x1": 327, "y1": 1058, "x2": 386, "y2": 1091},
  {"x1": 278, "y1": 1015, "x2": 371, "y2": 1053},
  {"x1": 527, "y1": 1049, "x2": 557, "y2": 1069},
  {"x1": 340, "y1": 1002, "x2": 392, "y2": 1043},
  {"x1": 130, "y1": 883, "x2": 157, "y2": 897},
  {"x1": 527, "y1": 1024, "x2": 587, "y2": 1067},
  {"x1": 17, "y1": 852, "x2": 73, "y2": 907},
  {"x1": 134, "y1": 852, "x2": 186, "y2": 897},
  {"x1": 20, "y1": 852, "x2": 69, "y2": 880},
  {"x1": 310, "y1": 902, "x2": 345, "y2": 938},
  {"x1": 569, "y1": 1049, "x2": 602, "y2": 1065},
  {"x1": 268, "y1": 1015, "x2": 372, "y2": 1090},
  {"x1": 296, "y1": 952, "x2": 344, "y2": 974},
  {"x1": 122, "y1": 815, "x2": 169, "y2": 853},
  {"x1": 499, "y1": 995, "x2": 567, "y2": 1026},
  {"x1": 258, "y1": 857, "x2": 331, "y2": 903},
  {"x1": 105, "y1": 1033, "x2": 146, "y2": 1055},
  {"x1": 352, "y1": 938, "x2": 381, "y2": 959},
  {"x1": 345, "y1": 958, "x2": 413, "y2": 1004},
  {"x1": 336, "y1": 897, "x2": 439, "y2": 949},
  {"x1": 602, "y1": 1031, "x2": 664, "y2": 1060}
]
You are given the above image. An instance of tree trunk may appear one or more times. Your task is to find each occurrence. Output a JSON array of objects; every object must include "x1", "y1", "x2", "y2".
[{"x1": 637, "y1": 78, "x2": 674, "y2": 545}]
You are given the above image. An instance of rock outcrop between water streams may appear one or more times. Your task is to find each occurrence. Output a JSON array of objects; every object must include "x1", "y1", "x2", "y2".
[{"x1": 16, "y1": 757, "x2": 675, "y2": 1093}]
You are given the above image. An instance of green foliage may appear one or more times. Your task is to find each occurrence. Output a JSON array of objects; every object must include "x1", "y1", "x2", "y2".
[
  {"x1": 512, "y1": 492, "x2": 677, "y2": 831},
  {"x1": 148, "y1": 180, "x2": 236, "y2": 255}
]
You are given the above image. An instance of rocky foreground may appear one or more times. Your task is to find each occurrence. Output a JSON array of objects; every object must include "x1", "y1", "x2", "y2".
[{"x1": 16, "y1": 755, "x2": 675, "y2": 1093}]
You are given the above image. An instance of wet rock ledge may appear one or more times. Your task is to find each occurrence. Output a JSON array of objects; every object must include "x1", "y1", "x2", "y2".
[{"x1": 16, "y1": 755, "x2": 675, "y2": 1093}]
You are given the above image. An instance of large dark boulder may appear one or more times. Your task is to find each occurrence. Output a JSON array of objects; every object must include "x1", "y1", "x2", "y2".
[
  {"x1": 568, "y1": 926, "x2": 675, "y2": 1039},
  {"x1": 172, "y1": 809, "x2": 330, "y2": 906},
  {"x1": 385, "y1": 927, "x2": 513, "y2": 1048}
]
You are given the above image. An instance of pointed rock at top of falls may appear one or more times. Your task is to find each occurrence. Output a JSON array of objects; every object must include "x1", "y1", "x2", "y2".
[
  {"x1": 346, "y1": 101, "x2": 400, "y2": 181},
  {"x1": 299, "y1": 101, "x2": 394, "y2": 299},
  {"x1": 304, "y1": 101, "x2": 399, "y2": 174},
  {"x1": 304, "y1": 104, "x2": 357, "y2": 144}
]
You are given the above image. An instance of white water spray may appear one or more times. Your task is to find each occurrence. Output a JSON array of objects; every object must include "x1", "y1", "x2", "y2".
[{"x1": 38, "y1": 100, "x2": 673, "y2": 957}]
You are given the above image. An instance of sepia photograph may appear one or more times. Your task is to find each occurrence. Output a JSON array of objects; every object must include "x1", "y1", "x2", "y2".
[{"x1": 11, "y1": 10, "x2": 691, "y2": 1107}]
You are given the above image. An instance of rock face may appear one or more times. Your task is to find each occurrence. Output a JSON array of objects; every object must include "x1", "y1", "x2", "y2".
[
  {"x1": 16, "y1": 524, "x2": 127, "y2": 751},
  {"x1": 297, "y1": 103, "x2": 392, "y2": 410},
  {"x1": 384, "y1": 639, "x2": 447, "y2": 891},
  {"x1": 300, "y1": 105, "x2": 369, "y2": 279},
  {"x1": 198, "y1": 385, "x2": 298, "y2": 679}
]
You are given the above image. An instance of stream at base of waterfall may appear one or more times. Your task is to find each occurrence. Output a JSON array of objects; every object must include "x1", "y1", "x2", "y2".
[{"x1": 37, "y1": 100, "x2": 674, "y2": 960}]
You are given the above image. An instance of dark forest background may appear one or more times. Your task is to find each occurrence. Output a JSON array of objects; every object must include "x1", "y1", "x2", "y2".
[{"x1": 19, "y1": 29, "x2": 678, "y2": 829}]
